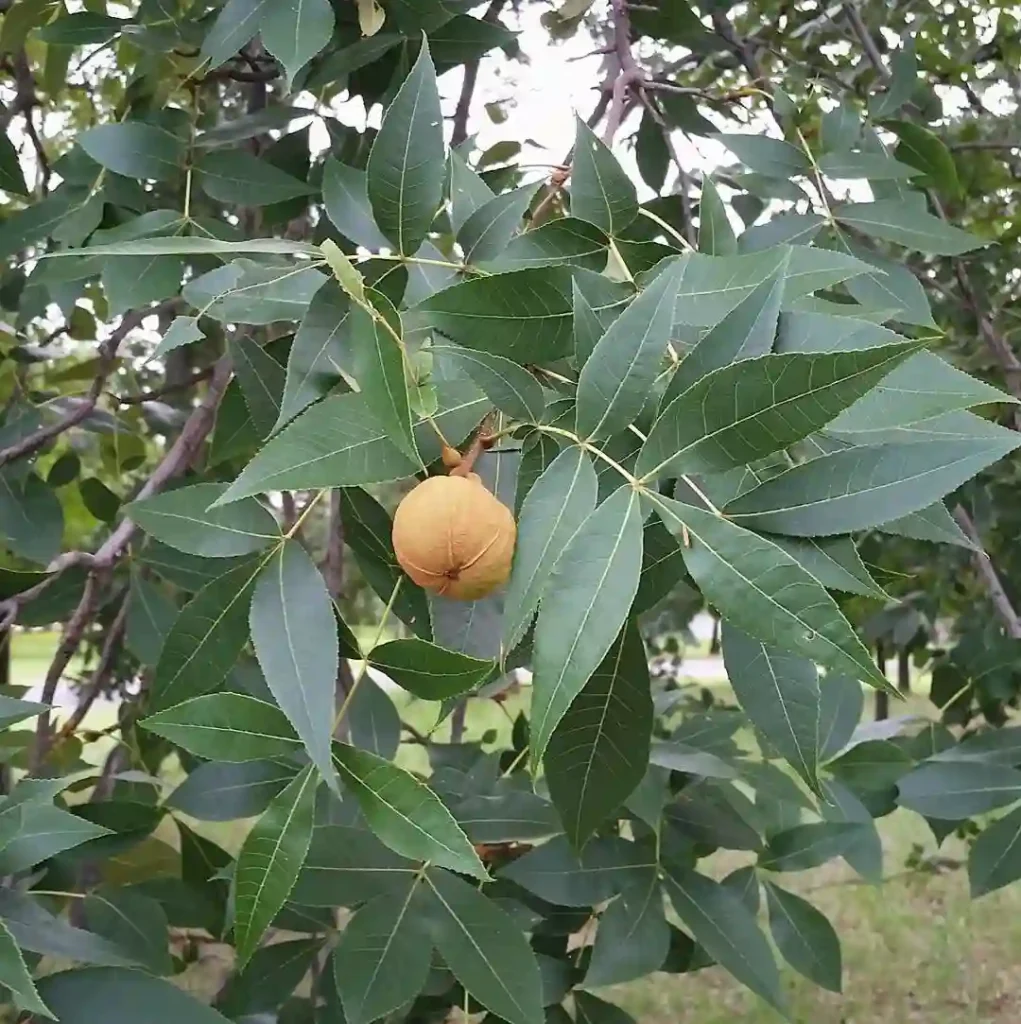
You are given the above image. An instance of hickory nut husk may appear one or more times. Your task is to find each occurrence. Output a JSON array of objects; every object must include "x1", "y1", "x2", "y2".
[{"x1": 392, "y1": 473, "x2": 516, "y2": 600}]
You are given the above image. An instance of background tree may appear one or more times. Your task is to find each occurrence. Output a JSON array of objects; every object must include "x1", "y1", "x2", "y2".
[{"x1": 0, "y1": 1, "x2": 1019, "y2": 1022}]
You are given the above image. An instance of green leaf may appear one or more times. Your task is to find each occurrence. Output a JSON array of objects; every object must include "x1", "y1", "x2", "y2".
[
  {"x1": 740, "y1": 212, "x2": 825, "y2": 252},
  {"x1": 0, "y1": 805, "x2": 111, "y2": 874},
  {"x1": 196, "y1": 150, "x2": 313, "y2": 206},
  {"x1": 487, "y1": 218, "x2": 609, "y2": 271},
  {"x1": 454, "y1": 791, "x2": 563, "y2": 844},
  {"x1": 726, "y1": 426, "x2": 1021, "y2": 536},
  {"x1": 878, "y1": 501, "x2": 974, "y2": 548},
  {"x1": 260, "y1": 0, "x2": 335, "y2": 85},
  {"x1": 277, "y1": 281, "x2": 352, "y2": 429},
  {"x1": 433, "y1": 344, "x2": 545, "y2": 422},
  {"x1": 888, "y1": 121, "x2": 960, "y2": 195},
  {"x1": 79, "y1": 122, "x2": 184, "y2": 181},
  {"x1": 819, "y1": 779, "x2": 883, "y2": 882},
  {"x1": 217, "y1": 392, "x2": 418, "y2": 502},
  {"x1": 575, "y1": 992, "x2": 637, "y2": 1024},
  {"x1": 584, "y1": 871, "x2": 669, "y2": 986},
  {"x1": 576, "y1": 256, "x2": 687, "y2": 439},
  {"x1": 969, "y1": 804, "x2": 1021, "y2": 897},
  {"x1": 125, "y1": 574, "x2": 176, "y2": 667},
  {"x1": 662, "y1": 865, "x2": 784, "y2": 1012},
  {"x1": 499, "y1": 835, "x2": 649, "y2": 905},
  {"x1": 334, "y1": 878, "x2": 431, "y2": 1024},
  {"x1": 200, "y1": 0, "x2": 270, "y2": 67},
  {"x1": 347, "y1": 676, "x2": 401, "y2": 760},
  {"x1": 714, "y1": 133, "x2": 810, "y2": 177},
  {"x1": 897, "y1": 760, "x2": 1021, "y2": 818},
  {"x1": 818, "y1": 674, "x2": 865, "y2": 760},
  {"x1": 531, "y1": 485, "x2": 644, "y2": 767},
  {"x1": 760, "y1": 822, "x2": 863, "y2": 870},
  {"x1": 129, "y1": 483, "x2": 279, "y2": 558},
  {"x1": 152, "y1": 316, "x2": 205, "y2": 360},
  {"x1": 368, "y1": 638, "x2": 492, "y2": 699},
  {"x1": 323, "y1": 158, "x2": 389, "y2": 249},
  {"x1": 231, "y1": 335, "x2": 286, "y2": 437},
  {"x1": 721, "y1": 623, "x2": 824, "y2": 793},
  {"x1": 546, "y1": 622, "x2": 652, "y2": 848},
  {"x1": 652, "y1": 496, "x2": 888, "y2": 690},
  {"x1": 0, "y1": 134, "x2": 27, "y2": 197},
  {"x1": 67, "y1": 236, "x2": 318, "y2": 258},
  {"x1": 423, "y1": 868, "x2": 544, "y2": 1024},
  {"x1": 234, "y1": 765, "x2": 318, "y2": 966},
  {"x1": 366, "y1": 39, "x2": 444, "y2": 254},
  {"x1": 332, "y1": 743, "x2": 486, "y2": 878},
  {"x1": 637, "y1": 343, "x2": 920, "y2": 482},
  {"x1": 0, "y1": 917, "x2": 52, "y2": 1018},
  {"x1": 698, "y1": 178, "x2": 736, "y2": 255},
  {"x1": 459, "y1": 184, "x2": 538, "y2": 265},
  {"x1": 142, "y1": 693, "x2": 300, "y2": 761},
  {"x1": 816, "y1": 151, "x2": 919, "y2": 180},
  {"x1": 872, "y1": 42, "x2": 916, "y2": 117},
  {"x1": 38, "y1": 969, "x2": 231, "y2": 1023},
  {"x1": 763, "y1": 881, "x2": 841, "y2": 992},
  {"x1": 449, "y1": 152, "x2": 495, "y2": 234},
  {"x1": 183, "y1": 260, "x2": 326, "y2": 324},
  {"x1": 663, "y1": 261, "x2": 785, "y2": 403},
  {"x1": 843, "y1": 251, "x2": 935, "y2": 328},
  {"x1": 502, "y1": 446, "x2": 598, "y2": 652},
  {"x1": 0, "y1": 471, "x2": 63, "y2": 565},
  {"x1": 835, "y1": 200, "x2": 983, "y2": 255},
  {"x1": 150, "y1": 558, "x2": 262, "y2": 711},
  {"x1": 251, "y1": 540, "x2": 338, "y2": 787},
  {"x1": 349, "y1": 296, "x2": 420, "y2": 464},
  {"x1": 0, "y1": 694, "x2": 48, "y2": 731},
  {"x1": 416, "y1": 266, "x2": 575, "y2": 363},
  {"x1": 218, "y1": 939, "x2": 321, "y2": 1018},
  {"x1": 166, "y1": 760, "x2": 298, "y2": 821},
  {"x1": 571, "y1": 117, "x2": 638, "y2": 235},
  {"x1": 82, "y1": 888, "x2": 173, "y2": 977}
]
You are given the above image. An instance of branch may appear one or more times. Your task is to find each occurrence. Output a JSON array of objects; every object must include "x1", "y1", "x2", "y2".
[
  {"x1": 114, "y1": 366, "x2": 214, "y2": 405},
  {"x1": 32, "y1": 356, "x2": 232, "y2": 769},
  {"x1": 952, "y1": 506, "x2": 1021, "y2": 640},
  {"x1": 451, "y1": 0, "x2": 508, "y2": 147},
  {"x1": 0, "y1": 301, "x2": 177, "y2": 470},
  {"x1": 56, "y1": 594, "x2": 129, "y2": 742},
  {"x1": 840, "y1": 2, "x2": 887, "y2": 77}
]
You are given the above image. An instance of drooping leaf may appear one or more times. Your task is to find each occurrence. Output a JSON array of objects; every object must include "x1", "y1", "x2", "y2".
[
  {"x1": 531, "y1": 485, "x2": 644, "y2": 767},
  {"x1": 260, "y1": 0, "x2": 335, "y2": 85},
  {"x1": 576, "y1": 256, "x2": 687, "y2": 439},
  {"x1": 771, "y1": 536, "x2": 888, "y2": 600},
  {"x1": 323, "y1": 158, "x2": 389, "y2": 249},
  {"x1": 150, "y1": 557, "x2": 263, "y2": 711},
  {"x1": 662, "y1": 865, "x2": 784, "y2": 1012},
  {"x1": 458, "y1": 183, "x2": 539, "y2": 265},
  {"x1": 0, "y1": 805, "x2": 111, "y2": 874},
  {"x1": 142, "y1": 693, "x2": 300, "y2": 761},
  {"x1": 502, "y1": 446, "x2": 598, "y2": 652},
  {"x1": 82, "y1": 888, "x2": 173, "y2": 977},
  {"x1": 575, "y1": 992, "x2": 637, "y2": 1024},
  {"x1": 368, "y1": 638, "x2": 493, "y2": 700},
  {"x1": 366, "y1": 40, "x2": 444, "y2": 254},
  {"x1": 332, "y1": 743, "x2": 486, "y2": 879},
  {"x1": 230, "y1": 335, "x2": 286, "y2": 437},
  {"x1": 433, "y1": 344, "x2": 546, "y2": 422},
  {"x1": 721, "y1": 623, "x2": 823, "y2": 792},
  {"x1": 333, "y1": 877, "x2": 431, "y2": 1024},
  {"x1": 969, "y1": 804, "x2": 1021, "y2": 897},
  {"x1": 347, "y1": 676, "x2": 401, "y2": 760},
  {"x1": 546, "y1": 623, "x2": 652, "y2": 848},
  {"x1": 423, "y1": 868, "x2": 544, "y2": 1024},
  {"x1": 218, "y1": 939, "x2": 322, "y2": 1019},
  {"x1": 760, "y1": 822, "x2": 863, "y2": 871},
  {"x1": 636, "y1": 343, "x2": 921, "y2": 482},
  {"x1": 0, "y1": 917, "x2": 52, "y2": 1018},
  {"x1": 652, "y1": 496, "x2": 888, "y2": 690},
  {"x1": 698, "y1": 177, "x2": 736, "y2": 255},
  {"x1": 571, "y1": 118, "x2": 639, "y2": 235},
  {"x1": 584, "y1": 871, "x2": 670, "y2": 986},
  {"x1": 152, "y1": 316, "x2": 205, "y2": 360},
  {"x1": 128, "y1": 483, "x2": 280, "y2": 557},
  {"x1": 234, "y1": 765, "x2": 318, "y2": 967},
  {"x1": 763, "y1": 880, "x2": 842, "y2": 992},
  {"x1": 250, "y1": 540, "x2": 338, "y2": 786}
]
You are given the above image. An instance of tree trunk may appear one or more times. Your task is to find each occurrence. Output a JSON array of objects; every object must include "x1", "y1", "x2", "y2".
[
  {"x1": 897, "y1": 648, "x2": 911, "y2": 695},
  {"x1": 875, "y1": 642, "x2": 889, "y2": 721}
]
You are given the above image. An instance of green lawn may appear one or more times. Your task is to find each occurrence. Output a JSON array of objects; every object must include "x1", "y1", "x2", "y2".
[{"x1": 12, "y1": 633, "x2": 1021, "y2": 1021}]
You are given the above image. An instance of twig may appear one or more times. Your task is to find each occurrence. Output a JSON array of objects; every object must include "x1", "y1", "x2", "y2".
[
  {"x1": 952, "y1": 506, "x2": 1021, "y2": 640},
  {"x1": 602, "y1": 0, "x2": 644, "y2": 146},
  {"x1": 840, "y1": 2, "x2": 887, "y2": 77},
  {"x1": 0, "y1": 301, "x2": 177, "y2": 470},
  {"x1": 56, "y1": 595, "x2": 129, "y2": 741},
  {"x1": 949, "y1": 141, "x2": 1021, "y2": 151},
  {"x1": 114, "y1": 366, "x2": 214, "y2": 405},
  {"x1": 32, "y1": 356, "x2": 232, "y2": 769},
  {"x1": 451, "y1": 0, "x2": 508, "y2": 147}
]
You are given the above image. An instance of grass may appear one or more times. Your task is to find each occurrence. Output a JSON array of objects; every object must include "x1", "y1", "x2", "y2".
[{"x1": 12, "y1": 632, "x2": 1021, "y2": 1021}]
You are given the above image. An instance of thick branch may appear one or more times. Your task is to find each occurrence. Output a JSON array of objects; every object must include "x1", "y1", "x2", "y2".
[
  {"x1": 452, "y1": 0, "x2": 508, "y2": 147},
  {"x1": 952, "y1": 506, "x2": 1021, "y2": 639}
]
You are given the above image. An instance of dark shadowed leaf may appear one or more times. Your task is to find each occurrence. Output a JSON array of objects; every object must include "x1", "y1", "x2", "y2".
[
  {"x1": 575, "y1": 991, "x2": 637, "y2": 1024},
  {"x1": 231, "y1": 335, "x2": 286, "y2": 437},
  {"x1": 546, "y1": 623, "x2": 652, "y2": 848},
  {"x1": 82, "y1": 887, "x2": 173, "y2": 976},
  {"x1": 369, "y1": 638, "x2": 493, "y2": 700},
  {"x1": 347, "y1": 676, "x2": 401, "y2": 760},
  {"x1": 196, "y1": 150, "x2": 313, "y2": 206},
  {"x1": 166, "y1": 760, "x2": 298, "y2": 821},
  {"x1": 764, "y1": 880, "x2": 842, "y2": 992},
  {"x1": 969, "y1": 804, "x2": 1021, "y2": 897},
  {"x1": 218, "y1": 938, "x2": 322, "y2": 1019},
  {"x1": 531, "y1": 486, "x2": 644, "y2": 766},
  {"x1": 760, "y1": 822, "x2": 863, "y2": 871},
  {"x1": 128, "y1": 483, "x2": 279, "y2": 557},
  {"x1": 0, "y1": 914, "x2": 51, "y2": 1016},
  {"x1": 424, "y1": 868, "x2": 544, "y2": 1024},
  {"x1": 366, "y1": 40, "x2": 444, "y2": 254},
  {"x1": 234, "y1": 765, "x2": 318, "y2": 967}
]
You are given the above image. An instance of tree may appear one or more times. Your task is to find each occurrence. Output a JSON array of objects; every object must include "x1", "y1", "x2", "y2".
[{"x1": 0, "y1": 0, "x2": 1020, "y2": 1020}]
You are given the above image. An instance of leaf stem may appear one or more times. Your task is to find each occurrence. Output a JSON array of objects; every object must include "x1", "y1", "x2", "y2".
[
  {"x1": 638, "y1": 206, "x2": 694, "y2": 252},
  {"x1": 285, "y1": 489, "x2": 326, "y2": 538},
  {"x1": 537, "y1": 424, "x2": 642, "y2": 488}
]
